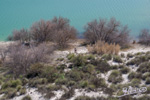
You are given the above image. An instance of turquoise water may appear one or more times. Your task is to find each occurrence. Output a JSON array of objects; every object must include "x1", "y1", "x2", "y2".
[{"x1": 0, "y1": 0, "x2": 150, "y2": 41}]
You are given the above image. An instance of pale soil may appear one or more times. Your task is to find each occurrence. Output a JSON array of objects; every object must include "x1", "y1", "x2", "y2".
[{"x1": 119, "y1": 44, "x2": 150, "y2": 55}]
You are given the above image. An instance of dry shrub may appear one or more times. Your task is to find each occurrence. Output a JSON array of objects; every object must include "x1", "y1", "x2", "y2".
[
  {"x1": 8, "y1": 28, "x2": 31, "y2": 42},
  {"x1": 87, "y1": 41, "x2": 120, "y2": 55},
  {"x1": 138, "y1": 29, "x2": 150, "y2": 45},
  {"x1": 84, "y1": 17, "x2": 130, "y2": 48},
  {"x1": 5, "y1": 43, "x2": 54, "y2": 76}
]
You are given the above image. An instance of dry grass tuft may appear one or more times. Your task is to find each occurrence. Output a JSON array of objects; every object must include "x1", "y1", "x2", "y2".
[{"x1": 87, "y1": 41, "x2": 120, "y2": 55}]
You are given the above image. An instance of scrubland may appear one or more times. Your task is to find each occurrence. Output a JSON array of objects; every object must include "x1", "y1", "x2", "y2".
[{"x1": 0, "y1": 17, "x2": 150, "y2": 100}]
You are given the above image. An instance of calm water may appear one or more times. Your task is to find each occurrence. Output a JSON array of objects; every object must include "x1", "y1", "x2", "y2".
[{"x1": 0, "y1": 0, "x2": 150, "y2": 41}]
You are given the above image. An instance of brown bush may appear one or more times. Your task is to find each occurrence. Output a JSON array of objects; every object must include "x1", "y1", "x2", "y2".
[
  {"x1": 52, "y1": 17, "x2": 77, "y2": 49},
  {"x1": 138, "y1": 29, "x2": 150, "y2": 45},
  {"x1": 30, "y1": 20, "x2": 54, "y2": 43},
  {"x1": 8, "y1": 28, "x2": 31, "y2": 42},
  {"x1": 87, "y1": 41, "x2": 120, "y2": 55},
  {"x1": 5, "y1": 43, "x2": 54, "y2": 76},
  {"x1": 84, "y1": 17, "x2": 130, "y2": 48}
]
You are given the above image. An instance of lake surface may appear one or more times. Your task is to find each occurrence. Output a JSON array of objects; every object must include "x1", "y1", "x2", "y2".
[{"x1": 0, "y1": 0, "x2": 150, "y2": 41}]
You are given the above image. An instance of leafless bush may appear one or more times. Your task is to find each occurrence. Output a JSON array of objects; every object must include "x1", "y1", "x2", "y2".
[
  {"x1": 87, "y1": 41, "x2": 120, "y2": 55},
  {"x1": 30, "y1": 20, "x2": 54, "y2": 43},
  {"x1": 52, "y1": 17, "x2": 77, "y2": 49},
  {"x1": 30, "y1": 17, "x2": 77, "y2": 49},
  {"x1": 6, "y1": 43, "x2": 54, "y2": 76},
  {"x1": 84, "y1": 18, "x2": 130, "y2": 48},
  {"x1": 138, "y1": 29, "x2": 150, "y2": 45},
  {"x1": 8, "y1": 28, "x2": 31, "y2": 42}
]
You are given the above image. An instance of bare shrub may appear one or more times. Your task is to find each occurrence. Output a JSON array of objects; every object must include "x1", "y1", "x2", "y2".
[
  {"x1": 52, "y1": 17, "x2": 77, "y2": 49},
  {"x1": 29, "y1": 17, "x2": 77, "y2": 49},
  {"x1": 30, "y1": 20, "x2": 54, "y2": 43},
  {"x1": 9, "y1": 28, "x2": 31, "y2": 42},
  {"x1": 5, "y1": 43, "x2": 54, "y2": 76},
  {"x1": 138, "y1": 29, "x2": 150, "y2": 45},
  {"x1": 84, "y1": 17, "x2": 130, "y2": 48},
  {"x1": 87, "y1": 41, "x2": 120, "y2": 55}
]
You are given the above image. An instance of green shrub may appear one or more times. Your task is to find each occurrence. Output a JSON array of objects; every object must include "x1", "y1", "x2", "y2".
[
  {"x1": 120, "y1": 53, "x2": 125, "y2": 58},
  {"x1": 127, "y1": 53, "x2": 134, "y2": 58},
  {"x1": 57, "y1": 58, "x2": 64, "y2": 61},
  {"x1": 110, "y1": 65, "x2": 118, "y2": 69},
  {"x1": 44, "y1": 92, "x2": 55, "y2": 99},
  {"x1": 20, "y1": 88, "x2": 26, "y2": 95},
  {"x1": 138, "y1": 95, "x2": 150, "y2": 100},
  {"x1": 27, "y1": 63, "x2": 44, "y2": 78},
  {"x1": 67, "y1": 69, "x2": 84, "y2": 81},
  {"x1": 146, "y1": 86, "x2": 150, "y2": 94},
  {"x1": 146, "y1": 78, "x2": 150, "y2": 84},
  {"x1": 67, "y1": 81, "x2": 76, "y2": 87},
  {"x1": 22, "y1": 95, "x2": 32, "y2": 100},
  {"x1": 126, "y1": 59, "x2": 136, "y2": 66},
  {"x1": 108, "y1": 70, "x2": 123, "y2": 84},
  {"x1": 75, "y1": 96, "x2": 107, "y2": 100},
  {"x1": 91, "y1": 59, "x2": 110, "y2": 73},
  {"x1": 101, "y1": 54, "x2": 112, "y2": 61},
  {"x1": 82, "y1": 64, "x2": 95, "y2": 74},
  {"x1": 55, "y1": 78, "x2": 68, "y2": 85},
  {"x1": 90, "y1": 77, "x2": 106, "y2": 88},
  {"x1": 85, "y1": 54, "x2": 95, "y2": 60},
  {"x1": 12, "y1": 79, "x2": 22, "y2": 87},
  {"x1": 137, "y1": 62, "x2": 150, "y2": 73},
  {"x1": 60, "y1": 88, "x2": 75, "y2": 100},
  {"x1": 87, "y1": 84, "x2": 96, "y2": 90},
  {"x1": 128, "y1": 72, "x2": 142, "y2": 80},
  {"x1": 113, "y1": 56, "x2": 122, "y2": 63},
  {"x1": 79, "y1": 80, "x2": 89, "y2": 88},
  {"x1": 6, "y1": 89, "x2": 17, "y2": 99},
  {"x1": 0, "y1": 80, "x2": 2, "y2": 85},
  {"x1": 127, "y1": 55, "x2": 150, "y2": 66},
  {"x1": 42, "y1": 66, "x2": 58, "y2": 82},
  {"x1": 16, "y1": 85, "x2": 22, "y2": 91},
  {"x1": 57, "y1": 64, "x2": 67, "y2": 70},
  {"x1": 128, "y1": 72, "x2": 137, "y2": 80},
  {"x1": 135, "y1": 52, "x2": 143, "y2": 56},
  {"x1": 67, "y1": 53, "x2": 75, "y2": 60},
  {"x1": 0, "y1": 76, "x2": 6, "y2": 81},
  {"x1": 22, "y1": 78, "x2": 29, "y2": 85},
  {"x1": 142, "y1": 72, "x2": 150, "y2": 80},
  {"x1": 46, "y1": 84, "x2": 60, "y2": 91},
  {"x1": 75, "y1": 96, "x2": 91, "y2": 100},
  {"x1": 71, "y1": 54, "x2": 87, "y2": 67},
  {"x1": 118, "y1": 65, "x2": 125, "y2": 69},
  {"x1": 131, "y1": 78, "x2": 141, "y2": 86},
  {"x1": 29, "y1": 78, "x2": 47, "y2": 87},
  {"x1": 1, "y1": 79, "x2": 22, "y2": 89},
  {"x1": 120, "y1": 67, "x2": 130, "y2": 74}
]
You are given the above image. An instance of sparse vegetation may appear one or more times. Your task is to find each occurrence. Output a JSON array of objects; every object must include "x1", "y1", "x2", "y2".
[
  {"x1": 137, "y1": 62, "x2": 150, "y2": 73},
  {"x1": 113, "y1": 55, "x2": 123, "y2": 63},
  {"x1": 108, "y1": 70, "x2": 123, "y2": 84},
  {"x1": 127, "y1": 53, "x2": 134, "y2": 58},
  {"x1": 120, "y1": 67, "x2": 130, "y2": 74},
  {"x1": 0, "y1": 17, "x2": 150, "y2": 100},
  {"x1": 128, "y1": 72, "x2": 142, "y2": 80},
  {"x1": 22, "y1": 95, "x2": 32, "y2": 100},
  {"x1": 146, "y1": 78, "x2": 150, "y2": 84}
]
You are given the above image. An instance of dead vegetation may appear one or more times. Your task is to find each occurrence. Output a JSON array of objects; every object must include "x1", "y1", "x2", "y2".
[{"x1": 87, "y1": 41, "x2": 120, "y2": 55}]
